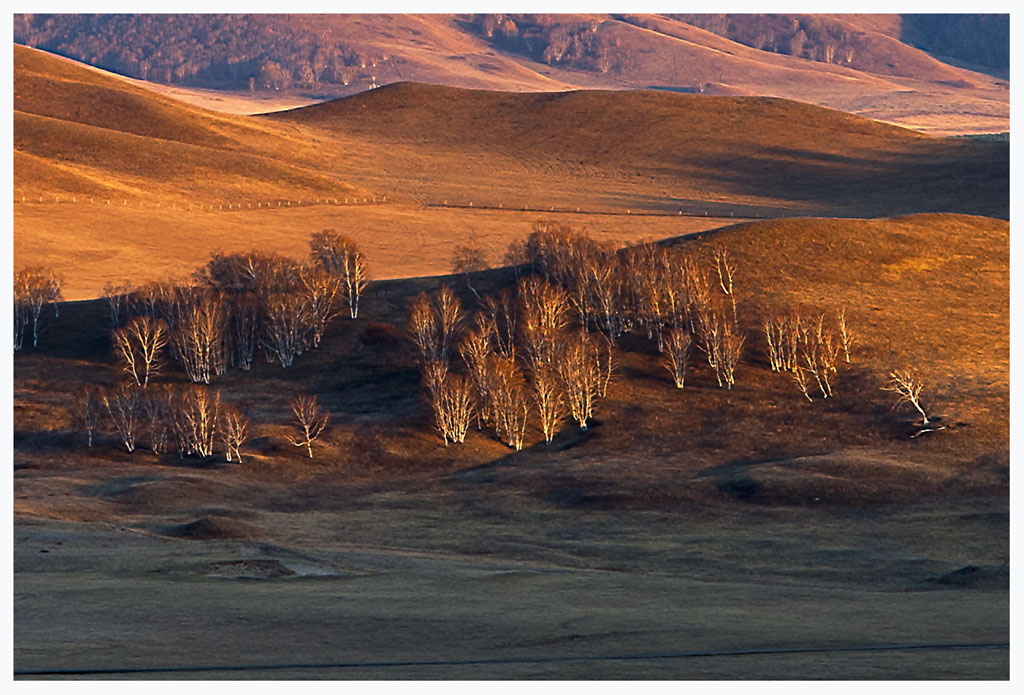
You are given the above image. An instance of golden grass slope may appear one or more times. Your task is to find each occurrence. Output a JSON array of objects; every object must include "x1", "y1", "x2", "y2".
[
  {"x1": 14, "y1": 45, "x2": 366, "y2": 202},
  {"x1": 270, "y1": 82, "x2": 1008, "y2": 219}
]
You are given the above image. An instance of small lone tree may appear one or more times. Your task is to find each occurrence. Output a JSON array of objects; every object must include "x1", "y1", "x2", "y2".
[
  {"x1": 221, "y1": 404, "x2": 250, "y2": 463},
  {"x1": 286, "y1": 394, "x2": 330, "y2": 458},
  {"x1": 74, "y1": 385, "x2": 104, "y2": 447},
  {"x1": 882, "y1": 368, "x2": 931, "y2": 425},
  {"x1": 451, "y1": 244, "x2": 489, "y2": 299},
  {"x1": 837, "y1": 307, "x2": 853, "y2": 363}
]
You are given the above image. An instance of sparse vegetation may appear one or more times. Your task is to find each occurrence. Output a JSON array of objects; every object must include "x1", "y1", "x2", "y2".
[
  {"x1": 883, "y1": 368, "x2": 931, "y2": 426},
  {"x1": 286, "y1": 394, "x2": 330, "y2": 459}
]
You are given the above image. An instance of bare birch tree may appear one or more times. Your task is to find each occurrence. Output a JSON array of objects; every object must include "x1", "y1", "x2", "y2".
[
  {"x1": 837, "y1": 307, "x2": 853, "y2": 363},
  {"x1": 518, "y1": 278, "x2": 568, "y2": 370},
  {"x1": 178, "y1": 385, "x2": 222, "y2": 457},
  {"x1": 103, "y1": 282, "x2": 130, "y2": 329},
  {"x1": 14, "y1": 266, "x2": 62, "y2": 349},
  {"x1": 286, "y1": 394, "x2": 330, "y2": 458},
  {"x1": 13, "y1": 291, "x2": 29, "y2": 352},
  {"x1": 487, "y1": 355, "x2": 530, "y2": 450},
  {"x1": 75, "y1": 385, "x2": 104, "y2": 447},
  {"x1": 882, "y1": 368, "x2": 931, "y2": 425},
  {"x1": 480, "y1": 288, "x2": 518, "y2": 358},
  {"x1": 141, "y1": 385, "x2": 172, "y2": 454},
  {"x1": 221, "y1": 404, "x2": 250, "y2": 463},
  {"x1": 531, "y1": 365, "x2": 565, "y2": 444},
  {"x1": 408, "y1": 286, "x2": 462, "y2": 366},
  {"x1": 451, "y1": 244, "x2": 488, "y2": 299},
  {"x1": 555, "y1": 330, "x2": 604, "y2": 431},
  {"x1": 663, "y1": 328, "x2": 692, "y2": 388},
  {"x1": 225, "y1": 292, "x2": 259, "y2": 370},
  {"x1": 310, "y1": 230, "x2": 369, "y2": 319},
  {"x1": 717, "y1": 327, "x2": 745, "y2": 390},
  {"x1": 299, "y1": 266, "x2": 341, "y2": 348},
  {"x1": 409, "y1": 293, "x2": 441, "y2": 365},
  {"x1": 113, "y1": 315, "x2": 168, "y2": 387},
  {"x1": 459, "y1": 319, "x2": 494, "y2": 429},
  {"x1": 712, "y1": 245, "x2": 738, "y2": 325},
  {"x1": 101, "y1": 382, "x2": 143, "y2": 453},
  {"x1": 434, "y1": 285, "x2": 463, "y2": 364},
  {"x1": 428, "y1": 374, "x2": 474, "y2": 446},
  {"x1": 261, "y1": 291, "x2": 309, "y2": 368},
  {"x1": 172, "y1": 293, "x2": 226, "y2": 382}
]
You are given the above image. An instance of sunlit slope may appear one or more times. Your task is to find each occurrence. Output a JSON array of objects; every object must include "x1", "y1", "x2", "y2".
[
  {"x1": 687, "y1": 212, "x2": 1008, "y2": 401},
  {"x1": 14, "y1": 44, "x2": 366, "y2": 202},
  {"x1": 270, "y1": 82, "x2": 1008, "y2": 219}
]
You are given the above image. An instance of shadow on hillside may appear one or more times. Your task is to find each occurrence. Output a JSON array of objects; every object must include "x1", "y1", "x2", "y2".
[{"x1": 664, "y1": 141, "x2": 1008, "y2": 219}]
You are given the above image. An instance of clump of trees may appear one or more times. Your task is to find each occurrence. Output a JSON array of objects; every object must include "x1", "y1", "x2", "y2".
[
  {"x1": 762, "y1": 308, "x2": 847, "y2": 400},
  {"x1": 56, "y1": 231, "x2": 368, "y2": 463},
  {"x1": 310, "y1": 230, "x2": 369, "y2": 320},
  {"x1": 76, "y1": 381, "x2": 250, "y2": 461},
  {"x1": 408, "y1": 222, "x2": 758, "y2": 446},
  {"x1": 14, "y1": 266, "x2": 62, "y2": 351},
  {"x1": 98, "y1": 232, "x2": 369, "y2": 380}
]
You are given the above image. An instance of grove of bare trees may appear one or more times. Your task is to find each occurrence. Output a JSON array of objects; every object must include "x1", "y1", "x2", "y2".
[
  {"x1": 80, "y1": 380, "x2": 250, "y2": 461},
  {"x1": 310, "y1": 230, "x2": 369, "y2": 319},
  {"x1": 763, "y1": 309, "x2": 846, "y2": 400},
  {"x1": 14, "y1": 266, "x2": 62, "y2": 351}
]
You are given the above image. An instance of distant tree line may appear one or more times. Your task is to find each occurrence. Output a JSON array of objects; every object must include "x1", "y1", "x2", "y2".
[
  {"x1": 466, "y1": 14, "x2": 625, "y2": 73},
  {"x1": 665, "y1": 13, "x2": 1008, "y2": 74},
  {"x1": 14, "y1": 14, "x2": 394, "y2": 92}
]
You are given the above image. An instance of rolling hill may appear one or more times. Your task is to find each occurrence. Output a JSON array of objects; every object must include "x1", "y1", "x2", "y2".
[
  {"x1": 268, "y1": 81, "x2": 1008, "y2": 219},
  {"x1": 12, "y1": 19, "x2": 1009, "y2": 678},
  {"x1": 13, "y1": 44, "x2": 1008, "y2": 300},
  {"x1": 14, "y1": 44, "x2": 367, "y2": 203},
  {"x1": 13, "y1": 13, "x2": 1009, "y2": 135}
]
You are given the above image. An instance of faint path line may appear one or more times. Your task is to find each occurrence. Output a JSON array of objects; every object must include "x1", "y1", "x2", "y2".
[
  {"x1": 422, "y1": 202, "x2": 767, "y2": 219},
  {"x1": 14, "y1": 641, "x2": 1008, "y2": 677}
]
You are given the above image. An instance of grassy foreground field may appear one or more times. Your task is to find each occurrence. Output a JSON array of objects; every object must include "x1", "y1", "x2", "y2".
[{"x1": 14, "y1": 212, "x2": 1008, "y2": 678}]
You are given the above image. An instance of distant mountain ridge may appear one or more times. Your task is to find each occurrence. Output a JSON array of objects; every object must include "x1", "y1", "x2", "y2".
[
  {"x1": 14, "y1": 13, "x2": 1007, "y2": 94},
  {"x1": 13, "y1": 13, "x2": 1008, "y2": 136}
]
